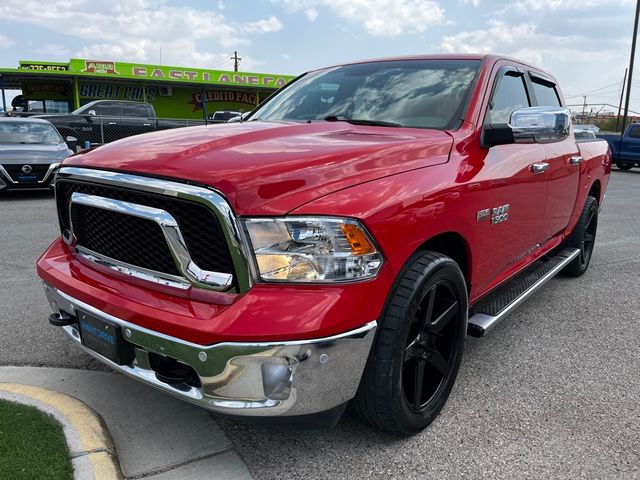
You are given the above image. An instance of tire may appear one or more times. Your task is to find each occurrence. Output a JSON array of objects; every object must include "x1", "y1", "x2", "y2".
[
  {"x1": 562, "y1": 196, "x2": 598, "y2": 277},
  {"x1": 351, "y1": 251, "x2": 468, "y2": 435},
  {"x1": 616, "y1": 161, "x2": 633, "y2": 171}
]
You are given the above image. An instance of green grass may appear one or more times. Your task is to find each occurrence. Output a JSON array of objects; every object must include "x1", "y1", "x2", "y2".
[{"x1": 0, "y1": 399, "x2": 74, "y2": 480}]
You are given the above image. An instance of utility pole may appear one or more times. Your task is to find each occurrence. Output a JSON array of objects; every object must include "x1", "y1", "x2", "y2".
[
  {"x1": 581, "y1": 96, "x2": 587, "y2": 124},
  {"x1": 230, "y1": 51, "x2": 241, "y2": 72},
  {"x1": 616, "y1": 67, "x2": 628, "y2": 131},
  {"x1": 621, "y1": 0, "x2": 640, "y2": 134}
]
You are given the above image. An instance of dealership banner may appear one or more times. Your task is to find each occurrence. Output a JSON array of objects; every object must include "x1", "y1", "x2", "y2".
[{"x1": 66, "y1": 59, "x2": 293, "y2": 89}]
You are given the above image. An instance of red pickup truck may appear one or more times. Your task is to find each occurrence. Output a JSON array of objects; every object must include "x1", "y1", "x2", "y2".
[{"x1": 38, "y1": 54, "x2": 611, "y2": 435}]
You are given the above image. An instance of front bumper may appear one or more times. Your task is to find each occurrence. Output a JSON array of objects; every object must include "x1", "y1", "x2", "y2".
[{"x1": 44, "y1": 283, "x2": 376, "y2": 417}]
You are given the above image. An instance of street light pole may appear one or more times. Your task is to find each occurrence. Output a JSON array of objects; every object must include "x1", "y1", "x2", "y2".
[{"x1": 621, "y1": 0, "x2": 640, "y2": 134}]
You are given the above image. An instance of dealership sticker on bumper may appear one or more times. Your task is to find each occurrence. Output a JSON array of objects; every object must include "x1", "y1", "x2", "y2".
[{"x1": 78, "y1": 310, "x2": 134, "y2": 365}]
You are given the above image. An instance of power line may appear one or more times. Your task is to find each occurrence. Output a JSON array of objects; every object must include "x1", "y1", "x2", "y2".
[{"x1": 565, "y1": 81, "x2": 624, "y2": 98}]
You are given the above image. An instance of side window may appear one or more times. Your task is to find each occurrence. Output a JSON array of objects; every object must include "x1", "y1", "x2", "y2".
[
  {"x1": 628, "y1": 125, "x2": 640, "y2": 138},
  {"x1": 122, "y1": 103, "x2": 149, "y2": 118},
  {"x1": 531, "y1": 78, "x2": 561, "y2": 107},
  {"x1": 94, "y1": 103, "x2": 121, "y2": 116},
  {"x1": 486, "y1": 72, "x2": 530, "y2": 124}
]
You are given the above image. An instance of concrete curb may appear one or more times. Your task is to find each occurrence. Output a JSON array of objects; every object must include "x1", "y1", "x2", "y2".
[{"x1": 0, "y1": 383, "x2": 123, "y2": 480}]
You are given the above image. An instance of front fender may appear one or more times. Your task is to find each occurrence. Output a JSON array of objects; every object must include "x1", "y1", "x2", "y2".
[{"x1": 289, "y1": 162, "x2": 479, "y2": 291}]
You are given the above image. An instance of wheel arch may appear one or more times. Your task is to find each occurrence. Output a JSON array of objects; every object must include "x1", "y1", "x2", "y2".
[
  {"x1": 588, "y1": 179, "x2": 601, "y2": 204},
  {"x1": 416, "y1": 232, "x2": 471, "y2": 289}
]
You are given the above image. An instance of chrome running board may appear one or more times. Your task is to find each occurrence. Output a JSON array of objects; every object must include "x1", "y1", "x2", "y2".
[{"x1": 468, "y1": 248, "x2": 580, "y2": 337}]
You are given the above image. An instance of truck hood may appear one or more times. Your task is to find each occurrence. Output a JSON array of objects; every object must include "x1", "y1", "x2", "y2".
[
  {"x1": 0, "y1": 143, "x2": 72, "y2": 164},
  {"x1": 65, "y1": 121, "x2": 453, "y2": 215}
]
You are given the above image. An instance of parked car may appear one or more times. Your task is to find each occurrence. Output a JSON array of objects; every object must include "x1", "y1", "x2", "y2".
[
  {"x1": 0, "y1": 117, "x2": 74, "y2": 191},
  {"x1": 597, "y1": 123, "x2": 640, "y2": 170},
  {"x1": 207, "y1": 110, "x2": 242, "y2": 123},
  {"x1": 39, "y1": 54, "x2": 610, "y2": 435},
  {"x1": 34, "y1": 100, "x2": 203, "y2": 147},
  {"x1": 573, "y1": 128, "x2": 597, "y2": 140},
  {"x1": 227, "y1": 111, "x2": 252, "y2": 123}
]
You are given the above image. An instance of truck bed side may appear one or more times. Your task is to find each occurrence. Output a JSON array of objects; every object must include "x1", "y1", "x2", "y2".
[{"x1": 575, "y1": 138, "x2": 611, "y2": 210}]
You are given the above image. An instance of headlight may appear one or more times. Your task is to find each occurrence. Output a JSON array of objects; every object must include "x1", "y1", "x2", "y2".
[{"x1": 243, "y1": 217, "x2": 383, "y2": 282}]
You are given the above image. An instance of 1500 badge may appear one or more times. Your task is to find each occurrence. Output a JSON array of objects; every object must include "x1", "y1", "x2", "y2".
[{"x1": 477, "y1": 204, "x2": 510, "y2": 224}]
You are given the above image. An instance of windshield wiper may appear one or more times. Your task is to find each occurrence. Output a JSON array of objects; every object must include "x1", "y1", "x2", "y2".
[{"x1": 324, "y1": 115, "x2": 402, "y2": 127}]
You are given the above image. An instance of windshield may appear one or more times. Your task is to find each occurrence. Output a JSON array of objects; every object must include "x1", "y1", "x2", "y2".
[
  {"x1": 0, "y1": 122, "x2": 64, "y2": 144},
  {"x1": 251, "y1": 59, "x2": 481, "y2": 129}
]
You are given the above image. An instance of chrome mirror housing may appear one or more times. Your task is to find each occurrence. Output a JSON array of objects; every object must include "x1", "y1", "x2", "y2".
[{"x1": 509, "y1": 106, "x2": 571, "y2": 144}]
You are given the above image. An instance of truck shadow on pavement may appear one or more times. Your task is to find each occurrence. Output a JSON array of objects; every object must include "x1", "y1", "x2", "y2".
[{"x1": 0, "y1": 189, "x2": 54, "y2": 201}]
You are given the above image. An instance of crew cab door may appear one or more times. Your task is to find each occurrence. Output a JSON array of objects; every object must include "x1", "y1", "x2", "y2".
[
  {"x1": 92, "y1": 102, "x2": 123, "y2": 143},
  {"x1": 621, "y1": 125, "x2": 640, "y2": 162},
  {"x1": 478, "y1": 67, "x2": 547, "y2": 286},
  {"x1": 121, "y1": 103, "x2": 155, "y2": 138},
  {"x1": 528, "y1": 73, "x2": 580, "y2": 242}
]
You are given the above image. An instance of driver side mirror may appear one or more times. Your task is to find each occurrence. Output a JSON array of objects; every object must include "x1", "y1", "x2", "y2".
[
  {"x1": 483, "y1": 106, "x2": 571, "y2": 147},
  {"x1": 88, "y1": 109, "x2": 97, "y2": 116}
]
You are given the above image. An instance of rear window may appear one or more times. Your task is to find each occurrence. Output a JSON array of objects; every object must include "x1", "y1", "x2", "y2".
[
  {"x1": 628, "y1": 125, "x2": 640, "y2": 138},
  {"x1": 122, "y1": 103, "x2": 150, "y2": 117},
  {"x1": 531, "y1": 78, "x2": 561, "y2": 107},
  {"x1": 94, "y1": 103, "x2": 121, "y2": 116}
]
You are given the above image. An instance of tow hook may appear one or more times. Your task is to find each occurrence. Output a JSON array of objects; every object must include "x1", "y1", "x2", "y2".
[{"x1": 48, "y1": 311, "x2": 76, "y2": 327}]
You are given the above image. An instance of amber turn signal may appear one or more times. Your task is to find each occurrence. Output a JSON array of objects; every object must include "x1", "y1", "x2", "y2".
[{"x1": 340, "y1": 223, "x2": 376, "y2": 255}]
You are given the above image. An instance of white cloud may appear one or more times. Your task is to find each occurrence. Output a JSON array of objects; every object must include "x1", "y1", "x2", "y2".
[
  {"x1": 0, "y1": 34, "x2": 14, "y2": 48},
  {"x1": 512, "y1": 0, "x2": 632, "y2": 10},
  {"x1": 275, "y1": 0, "x2": 447, "y2": 37},
  {"x1": 35, "y1": 43, "x2": 70, "y2": 57},
  {"x1": 242, "y1": 16, "x2": 283, "y2": 34},
  {"x1": 440, "y1": 19, "x2": 611, "y2": 67},
  {"x1": 305, "y1": 7, "x2": 319, "y2": 22},
  {"x1": 461, "y1": 0, "x2": 481, "y2": 6},
  {"x1": 0, "y1": 0, "x2": 280, "y2": 69}
]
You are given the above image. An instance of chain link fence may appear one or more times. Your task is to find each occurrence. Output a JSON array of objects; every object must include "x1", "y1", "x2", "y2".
[{"x1": 42, "y1": 115, "x2": 213, "y2": 149}]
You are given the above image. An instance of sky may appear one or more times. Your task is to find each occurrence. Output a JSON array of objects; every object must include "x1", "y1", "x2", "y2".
[{"x1": 0, "y1": 0, "x2": 638, "y2": 112}]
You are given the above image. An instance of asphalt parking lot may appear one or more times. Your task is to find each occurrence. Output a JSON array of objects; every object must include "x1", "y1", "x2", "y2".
[{"x1": 1, "y1": 170, "x2": 639, "y2": 479}]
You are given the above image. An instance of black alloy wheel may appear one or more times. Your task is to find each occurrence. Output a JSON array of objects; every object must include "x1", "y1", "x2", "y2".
[
  {"x1": 351, "y1": 251, "x2": 467, "y2": 435},
  {"x1": 563, "y1": 195, "x2": 598, "y2": 277},
  {"x1": 580, "y1": 204, "x2": 597, "y2": 267},
  {"x1": 402, "y1": 281, "x2": 460, "y2": 413}
]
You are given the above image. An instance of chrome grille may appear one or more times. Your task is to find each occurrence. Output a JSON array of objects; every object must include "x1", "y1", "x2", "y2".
[{"x1": 54, "y1": 167, "x2": 249, "y2": 292}]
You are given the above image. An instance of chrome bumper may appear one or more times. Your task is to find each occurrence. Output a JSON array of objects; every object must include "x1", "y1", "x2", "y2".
[{"x1": 43, "y1": 283, "x2": 376, "y2": 417}]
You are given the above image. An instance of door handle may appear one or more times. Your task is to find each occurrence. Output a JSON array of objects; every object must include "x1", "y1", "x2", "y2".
[
  {"x1": 108, "y1": 122, "x2": 117, "y2": 125},
  {"x1": 569, "y1": 156, "x2": 583, "y2": 165},
  {"x1": 531, "y1": 162, "x2": 549, "y2": 174},
  {"x1": 143, "y1": 123, "x2": 151, "y2": 126}
]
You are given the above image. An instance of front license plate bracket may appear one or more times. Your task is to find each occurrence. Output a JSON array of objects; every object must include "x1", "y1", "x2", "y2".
[{"x1": 78, "y1": 311, "x2": 135, "y2": 365}]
